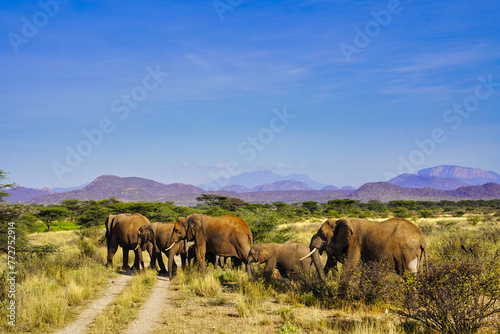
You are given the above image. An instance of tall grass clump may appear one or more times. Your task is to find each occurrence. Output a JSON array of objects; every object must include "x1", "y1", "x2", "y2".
[
  {"x1": 176, "y1": 265, "x2": 223, "y2": 298},
  {"x1": 0, "y1": 228, "x2": 115, "y2": 333}
]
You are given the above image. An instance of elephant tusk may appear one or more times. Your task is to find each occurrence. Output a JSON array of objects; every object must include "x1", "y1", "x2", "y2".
[
  {"x1": 134, "y1": 244, "x2": 140, "y2": 250},
  {"x1": 165, "y1": 242, "x2": 175, "y2": 251},
  {"x1": 299, "y1": 248, "x2": 317, "y2": 261}
]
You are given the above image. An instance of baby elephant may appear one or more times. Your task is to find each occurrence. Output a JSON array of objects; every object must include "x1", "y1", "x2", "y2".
[{"x1": 247, "y1": 241, "x2": 323, "y2": 282}]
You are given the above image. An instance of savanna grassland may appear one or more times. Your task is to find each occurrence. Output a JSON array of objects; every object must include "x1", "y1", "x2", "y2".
[{"x1": 1, "y1": 197, "x2": 500, "y2": 333}]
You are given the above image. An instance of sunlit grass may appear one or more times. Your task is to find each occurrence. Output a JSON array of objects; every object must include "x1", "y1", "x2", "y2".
[
  {"x1": 0, "y1": 229, "x2": 116, "y2": 333},
  {"x1": 88, "y1": 270, "x2": 157, "y2": 334}
]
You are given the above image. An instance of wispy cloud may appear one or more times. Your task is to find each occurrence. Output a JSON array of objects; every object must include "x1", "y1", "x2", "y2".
[{"x1": 391, "y1": 49, "x2": 486, "y2": 73}]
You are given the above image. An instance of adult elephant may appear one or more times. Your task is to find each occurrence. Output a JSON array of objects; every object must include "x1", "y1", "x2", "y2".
[
  {"x1": 305, "y1": 218, "x2": 427, "y2": 276},
  {"x1": 137, "y1": 222, "x2": 188, "y2": 279},
  {"x1": 305, "y1": 218, "x2": 342, "y2": 276},
  {"x1": 105, "y1": 213, "x2": 155, "y2": 271},
  {"x1": 247, "y1": 241, "x2": 325, "y2": 281},
  {"x1": 170, "y1": 213, "x2": 254, "y2": 275}
]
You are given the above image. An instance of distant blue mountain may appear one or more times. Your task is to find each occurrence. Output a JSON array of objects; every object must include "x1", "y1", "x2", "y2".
[
  {"x1": 198, "y1": 170, "x2": 327, "y2": 190},
  {"x1": 418, "y1": 165, "x2": 500, "y2": 185},
  {"x1": 51, "y1": 182, "x2": 90, "y2": 193}
]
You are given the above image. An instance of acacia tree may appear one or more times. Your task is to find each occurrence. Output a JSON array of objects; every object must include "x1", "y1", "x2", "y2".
[
  {"x1": 196, "y1": 194, "x2": 229, "y2": 207},
  {"x1": 36, "y1": 206, "x2": 70, "y2": 231},
  {"x1": 0, "y1": 170, "x2": 37, "y2": 253},
  {"x1": 0, "y1": 170, "x2": 16, "y2": 203}
]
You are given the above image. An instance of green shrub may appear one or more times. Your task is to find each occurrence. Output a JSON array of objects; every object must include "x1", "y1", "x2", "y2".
[
  {"x1": 419, "y1": 209, "x2": 432, "y2": 218},
  {"x1": 277, "y1": 321, "x2": 303, "y2": 334},
  {"x1": 237, "y1": 208, "x2": 292, "y2": 243},
  {"x1": 397, "y1": 236, "x2": 500, "y2": 334},
  {"x1": 467, "y1": 215, "x2": 481, "y2": 225}
]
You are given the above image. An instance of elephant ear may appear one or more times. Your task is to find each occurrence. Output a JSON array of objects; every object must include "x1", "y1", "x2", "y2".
[
  {"x1": 258, "y1": 247, "x2": 272, "y2": 264},
  {"x1": 145, "y1": 225, "x2": 159, "y2": 253},
  {"x1": 332, "y1": 219, "x2": 352, "y2": 254}
]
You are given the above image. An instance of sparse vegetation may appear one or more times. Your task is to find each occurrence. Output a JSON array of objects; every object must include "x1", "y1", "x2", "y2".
[{"x1": 1, "y1": 197, "x2": 500, "y2": 333}]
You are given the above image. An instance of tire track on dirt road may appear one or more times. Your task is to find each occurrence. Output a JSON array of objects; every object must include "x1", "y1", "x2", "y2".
[
  {"x1": 122, "y1": 274, "x2": 173, "y2": 334},
  {"x1": 55, "y1": 273, "x2": 132, "y2": 334}
]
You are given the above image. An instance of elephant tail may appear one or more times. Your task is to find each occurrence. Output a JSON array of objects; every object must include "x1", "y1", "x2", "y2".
[
  {"x1": 420, "y1": 244, "x2": 428, "y2": 272},
  {"x1": 105, "y1": 215, "x2": 112, "y2": 239},
  {"x1": 249, "y1": 231, "x2": 254, "y2": 248}
]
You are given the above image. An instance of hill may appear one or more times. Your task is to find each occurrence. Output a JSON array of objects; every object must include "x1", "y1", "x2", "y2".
[
  {"x1": 418, "y1": 165, "x2": 500, "y2": 185},
  {"x1": 220, "y1": 180, "x2": 313, "y2": 193},
  {"x1": 5, "y1": 186, "x2": 53, "y2": 203},
  {"x1": 28, "y1": 175, "x2": 205, "y2": 205},
  {"x1": 388, "y1": 173, "x2": 470, "y2": 190},
  {"x1": 351, "y1": 182, "x2": 500, "y2": 202},
  {"x1": 199, "y1": 170, "x2": 326, "y2": 190}
]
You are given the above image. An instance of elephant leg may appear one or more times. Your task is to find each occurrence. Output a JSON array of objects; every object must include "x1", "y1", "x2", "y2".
[
  {"x1": 122, "y1": 247, "x2": 130, "y2": 270},
  {"x1": 167, "y1": 248, "x2": 179, "y2": 279},
  {"x1": 323, "y1": 256, "x2": 337, "y2": 277},
  {"x1": 156, "y1": 252, "x2": 167, "y2": 273},
  {"x1": 107, "y1": 241, "x2": 118, "y2": 267},
  {"x1": 219, "y1": 256, "x2": 226, "y2": 270},
  {"x1": 195, "y1": 245, "x2": 206, "y2": 271},
  {"x1": 206, "y1": 253, "x2": 216, "y2": 268},
  {"x1": 181, "y1": 252, "x2": 187, "y2": 269},
  {"x1": 232, "y1": 257, "x2": 242, "y2": 269},
  {"x1": 263, "y1": 258, "x2": 277, "y2": 281},
  {"x1": 133, "y1": 248, "x2": 144, "y2": 271},
  {"x1": 278, "y1": 267, "x2": 289, "y2": 280},
  {"x1": 147, "y1": 243, "x2": 156, "y2": 270}
]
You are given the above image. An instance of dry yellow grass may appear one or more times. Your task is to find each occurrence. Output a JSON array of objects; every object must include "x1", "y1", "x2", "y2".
[
  {"x1": 0, "y1": 230, "x2": 116, "y2": 333},
  {"x1": 88, "y1": 269, "x2": 157, "y2": 334}
]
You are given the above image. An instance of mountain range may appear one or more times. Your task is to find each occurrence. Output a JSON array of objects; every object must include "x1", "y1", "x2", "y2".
[
  {"x1": 4, "y1": 165, "x2": 500, "y2": 205},
  {"x1": 198, "y1": 170, "x2": 330, "y2": 190},
  {"x1": 388, "y1": 165, "x2": 500, "y2": 190}
]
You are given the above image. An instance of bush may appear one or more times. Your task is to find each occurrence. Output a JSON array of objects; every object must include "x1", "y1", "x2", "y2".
[
  {"x1": 419, "y1": 209, "x2": 432, "y2": 218},
  {"x1": 392, "y1": 207, "x2": 410, "y2": 218},
  {"x1": 467, "y1": 215, "x2": 481, "y2": 226},
  {"x1": 396, "y1": 237, "x2": 500, "y2": 334},
  {"x1": 237, "y1": 208, "x2": 292, "y2": 243}
]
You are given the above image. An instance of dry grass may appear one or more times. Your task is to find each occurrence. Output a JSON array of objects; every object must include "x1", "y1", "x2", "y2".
[
  {"x1": 88, "y1": 269, "x2": 157, "y2": 334},
  {"x1": 0, "y1": 230, "x2": 116, "y2": 333},
  {"x1": 161, "y1": 263, "x2": 404, "y2": 334}
]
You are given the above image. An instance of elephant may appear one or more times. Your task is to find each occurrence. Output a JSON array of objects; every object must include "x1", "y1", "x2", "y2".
[
  {"x1": 305, "y1": 218, "x2": 427, "y2": 276},
  {"x1": 186, "y1": 244, "x2": 225, "y2": 268},
  {"x1": 105, "y1": 213, "x2": 155, "y2": 271},
  {"x1": 247, "y1": 241, "x2": 325, "y2": 282},
  {"x1": 170, "y1": 213, "x2": 254, "y2": 275},
  {"x1": 305, "y1": 218, "x2": 342, "y2": 277},
  {"x1": 137, "y1": 222, "x2": 188, "y2": 279}
]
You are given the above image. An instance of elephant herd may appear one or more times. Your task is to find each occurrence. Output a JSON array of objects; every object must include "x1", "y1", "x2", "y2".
[{"x1": 105, "y1": 213, "x2": 427, "y2": 282}]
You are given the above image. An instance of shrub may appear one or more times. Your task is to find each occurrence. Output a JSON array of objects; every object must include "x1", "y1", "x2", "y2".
[
  {"x1": 277, "y1": 321, "x2": 303, "y2": 334},
  {"x1": 396, "y1": 237, "x2": 500, "y2": 334},
  {"x1": 392, "y1": 207, "x2": 409, "y2": 218},
  {"x1": 419, "y1": 209, "x2": 432, "y2": 218},
  {"x1": 237, "y1": 208, "x2": 292, "y2": 243},
  {"x1": 336, "y1": 262, "x2": 401, "y2": 305},
  {"x1": 467, "y1": 215, "x2": 481, "y2": 226}
]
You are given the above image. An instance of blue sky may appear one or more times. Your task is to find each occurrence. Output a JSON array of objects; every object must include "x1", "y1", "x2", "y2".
[{"x1": 1, "y1": 0, "x2": 499, "y2": 189}]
